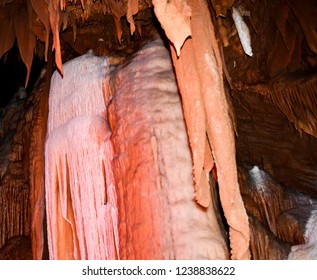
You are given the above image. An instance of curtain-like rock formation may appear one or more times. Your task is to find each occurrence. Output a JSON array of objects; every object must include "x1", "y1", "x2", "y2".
[
  {"x1": 45, "y1": 35, "x2": 229, "y2": 259},
  {"x1": 0, "y1": 92, "x2": 31, "y2": 253},
  {"x1": 154, "y1": 0, "x2": 250, "y2": 260},
  {"x1": 45, "y1": 54, "x2": 118, "y2": 259},
  {"x1": 1, "y1": 0, "x2": 317, "y2": 261},
  {"x1": 29, "y1": 67, "x2": 51, "y2": 260},
  {"x1": 107, "y1": 35, "x2": 228, "y2": 259}
]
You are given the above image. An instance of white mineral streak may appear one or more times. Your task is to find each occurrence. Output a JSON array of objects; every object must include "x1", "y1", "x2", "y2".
[
  {"x1": 249, "y1": 166, "x2": 265, "y2": 192},
  {"x1": 288, "y1": 209, "x2": 317, "y2": 259},
  {"x1": 45, "y1": 54, "x2": 119, "y2": 259},
  {"x1": 249, "y1": 166, "x2": 278, "y2": 235},
  {"x1": 232, "y1": 6, "x2": 253, "y2": 57}
]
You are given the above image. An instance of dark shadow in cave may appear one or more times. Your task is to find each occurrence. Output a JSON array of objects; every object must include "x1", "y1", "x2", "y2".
[{"x1": 0, "y1": 42, "x2": 46, "y2": 108}]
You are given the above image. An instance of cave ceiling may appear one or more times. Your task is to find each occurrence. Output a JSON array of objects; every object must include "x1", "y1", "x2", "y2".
[
  {"x1": 0, "y1": 2, "x2": 316, "y2": 172},
  {"x1": 0, "y1": 0, "x2": 317, "y2": 191},
  {"x1": 0, "y1": 0, "x2": 316, "y2": 84},
  {"x1": 0, "y1": 0, "x2": 316, "y2": 108}
]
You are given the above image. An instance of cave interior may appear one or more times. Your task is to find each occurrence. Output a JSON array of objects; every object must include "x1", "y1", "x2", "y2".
[{"x1": 0, "y1": 0, "x2": 317, "y2": 260}]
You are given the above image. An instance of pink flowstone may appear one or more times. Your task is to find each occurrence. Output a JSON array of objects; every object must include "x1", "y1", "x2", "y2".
[
  {"x1": 45, "y1": 55, "x2": 118, "y2": 259},
  {"x1": 45, "y1": 36, "x2": 228, "y2": 260}
]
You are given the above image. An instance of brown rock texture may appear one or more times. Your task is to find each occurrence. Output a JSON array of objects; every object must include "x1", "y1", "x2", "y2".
[
  {"x1": 238, "y1": 165, "x2": 317, "y2": 259},
  {"x1": 29, "y1": 70, "x2": 50, "y2": 260},
  {"x1": 0, "y1": 236, "x2": 32, "y2": 260},
  {"x1": 0, "y1": 74, "x2": 50, "y2": 259},
  {"x1": 233, "y1": 90, "x2": 317, "y2": 198},
  {"x1": 0, "y1": 95, "x2": 31, "y2": 251}
]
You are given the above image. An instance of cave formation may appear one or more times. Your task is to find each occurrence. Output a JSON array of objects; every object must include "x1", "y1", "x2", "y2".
[{"x1": 0, "y1": 0, "x2": 316, "y2": 260}]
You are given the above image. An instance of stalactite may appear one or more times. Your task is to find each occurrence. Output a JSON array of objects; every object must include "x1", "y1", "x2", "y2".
[
  {"x1": 155, "y1": 0, "x2": 250, "y2": 259},
  {"x1": 14, "y1": 4, "x2": 36, "y2": 87},
  {"x1": 126, "y1": 0, "x2": 138, "y2": 34},
  {"x1": 153, "y1": 0, "x2": 191, "y2": 56},
  {"x1": 190, "y1": 0, "x2": 250, "y2": 259},
  {"x1": 0, "y1": 6, "x2": 15, "y2": 58},
  {"x1": 113, "y1": 16, "x2": 123, "y2": 44},
  {"x1": 169, "y1": 38, "x2": 208, "y2": 207},
  {"x1": 231, "y1": 6, "x2": 253, "y2": 57},
  {"x1": 29, "y1": 0, "x2": 50, "y2": 61},
  {"x1": 48, "y1": 0, "x2": 63, "y2": 74}
]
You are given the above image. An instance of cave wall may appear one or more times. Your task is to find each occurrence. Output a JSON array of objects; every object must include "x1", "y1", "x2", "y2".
[
  {"x1": 233, "y1": 90, "x2": 317, "y2": 197},
  {"x1": 0, "y1": 96, "x2": 31, "y2": 250},
  {"x1": 0, "y1": 74, "x2": 48, "y2": 259}
]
